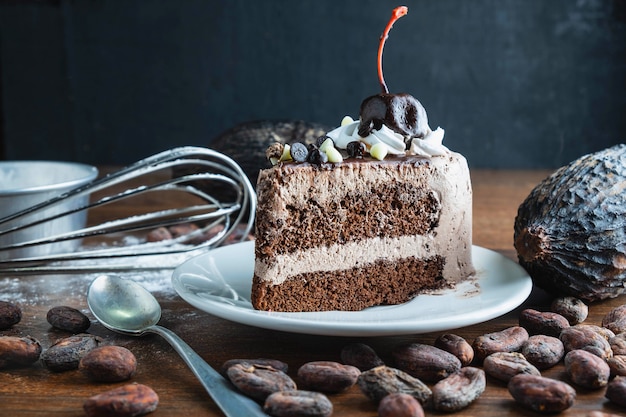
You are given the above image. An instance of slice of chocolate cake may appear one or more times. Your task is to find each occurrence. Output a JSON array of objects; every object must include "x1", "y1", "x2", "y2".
[
  {"x1": 252, "y1": 151, "x2": 473, "y2": 312},
  {"x1": 251, "y1": 6, "x2": 475, "y2": 312}
]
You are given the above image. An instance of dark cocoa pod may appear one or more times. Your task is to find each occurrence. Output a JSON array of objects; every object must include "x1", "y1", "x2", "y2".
[{"x1": 514, "y1": 144, "x2": 626, "y2": 302}]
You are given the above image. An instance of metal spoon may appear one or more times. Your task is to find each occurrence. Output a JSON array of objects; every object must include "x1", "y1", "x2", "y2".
[{"x1": 87, "y1": 274, "x2": 268, "y2": 417}]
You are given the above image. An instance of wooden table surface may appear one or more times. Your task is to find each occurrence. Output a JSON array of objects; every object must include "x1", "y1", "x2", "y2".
[{"x1": 1, "y1": 168, "x2": 625, "y2": 417}]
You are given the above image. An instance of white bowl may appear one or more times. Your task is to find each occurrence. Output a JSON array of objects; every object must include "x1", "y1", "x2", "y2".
[{"x1": 0, "y1": 161, "x2": 98, "y2": 261}]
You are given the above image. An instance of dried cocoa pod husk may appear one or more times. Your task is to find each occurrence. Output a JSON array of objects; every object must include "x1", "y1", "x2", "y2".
[{"x1": 514, "y1": 144, "x2": 626, "y2": 302}]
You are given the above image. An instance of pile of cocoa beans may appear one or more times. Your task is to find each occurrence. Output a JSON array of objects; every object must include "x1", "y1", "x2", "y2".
[
  {"x1": 0, "y1": 300, "x2": 157, "y2": 417},
  {"x1": 217, "y1": 296, "x2": 626, "y2": 416}
]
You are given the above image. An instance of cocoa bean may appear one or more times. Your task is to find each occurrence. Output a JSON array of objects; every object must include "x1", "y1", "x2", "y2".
[
  {"x1": 41, "y1": 334, "x2": 102, "y2": 372},
  {"x1": 610, "y1": 332, "x2": 626, "y2": 355},
  {"x1": 221, "y1": 358, "x2": 289, "y2": 375},
  {"x1": 0, "y1": 335, "x2": 41, "y2": 368},
  {"x1": 560, "y1": 325, "x2": 613, "y2": 360},
  {"x1": 472, "y1": 326, "x2": 529, "y2": 361},
  {"x1": 79, "y1": 345, "x2": 137, "y2": 382},
  {"x1": 508, "y1": 374, "x2": 576, "y2": 413},
  {"x1": 520, "y1": 334, "x2": 564, "y2": 370},
  {"x1": 0, "y1": 300, "x2": 21, "y2": 330},
  {"x1": 227, "y1": 362, "x2": 296, "y2": 402},
  {"x1": 431, "y1": 367, "x2": 485, "y2": 412},
  {"x1": 83, "y1": 383, "x2": 158, "y2": 417},
  {"x1": 607, "y1": 355, "x2": 626, "y2": 377},
  {"x1": 434, "y1": 334, "x2": 474, "y2": 366},
  {"x1": 378, "y1": 393, "x2": 425, "y2": 417},
  {"x1": 356, "y1": 365, "x2": 432, "y2": 406},
  {"x1": 483, "y1": 352, "x2": 540, "y2": 382},
  {"x1": 340, "y1": 342, "x2": 384, "y2": 371},
  {"x1": 392, "y1": 343, "x2": 461, "y2": 382},
  {"x1": 603, "y1": 304, "x2": 626, "y2": 334},
  {"x1": 564, "y1": 349, "x2": 610, "y2": 389},
  {"x1": 46, "y1": 305, "x2": 90, "y2": 333},
  {"x1": 550, "y1": 296, "x2": 588, "y2": 325},
  {"x1": 519, "y1": 308, "x2": 569, "y2": 337},
  {"x1": 605, "y1": 376, "x2": 626, "y2": 407},
  {"x1": 297, "y1": 361, "x2": 360, "y2": 393},
  {"x1": 263, "y1": 390, "x2": 332, "y2": 417}
]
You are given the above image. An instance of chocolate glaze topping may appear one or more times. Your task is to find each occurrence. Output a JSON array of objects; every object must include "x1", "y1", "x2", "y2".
[{"x1": 358, "y1": 93, "x2": 429, "y2": 144}]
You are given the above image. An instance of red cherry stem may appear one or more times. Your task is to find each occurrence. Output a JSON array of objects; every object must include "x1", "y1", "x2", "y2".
[{"x1": 377, "y1": 6, "x2": 408, "y2": 94}]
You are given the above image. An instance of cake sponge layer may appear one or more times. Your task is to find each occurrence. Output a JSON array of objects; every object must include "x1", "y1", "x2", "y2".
[{"x1": 252, "y1": 256, "x2": 445, "y2": 312}]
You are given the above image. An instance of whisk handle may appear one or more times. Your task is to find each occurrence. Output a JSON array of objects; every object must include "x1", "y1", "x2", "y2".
[{"x1": 147, "y1": 325, "x2": 268, "y2": 416}]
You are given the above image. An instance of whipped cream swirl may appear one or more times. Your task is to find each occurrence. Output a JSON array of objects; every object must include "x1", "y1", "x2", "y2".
[{"x1": 326, "y1": 116, "x2": 449, "y2": 158}]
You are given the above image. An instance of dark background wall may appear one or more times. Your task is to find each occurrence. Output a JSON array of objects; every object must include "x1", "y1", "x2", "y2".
[{"x1": 1, "y1": 0, "x2": 625, "y2": 169}]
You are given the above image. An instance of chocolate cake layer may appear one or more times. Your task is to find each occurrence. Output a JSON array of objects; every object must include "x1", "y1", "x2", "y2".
[
  {"x1": 252, "y1": 256, "x2": 446, "y2": 312},
  {"x1": 252, "y1": 152, "x2": 474, "y2": 312},
  {"x1": 255, "y1": 156, "x2": 441, "y2": 257}
]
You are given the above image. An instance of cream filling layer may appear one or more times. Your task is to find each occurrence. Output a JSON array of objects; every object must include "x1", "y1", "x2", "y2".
[{"x1": 254, "y1": 233, "x2": 473, "y2": 286}]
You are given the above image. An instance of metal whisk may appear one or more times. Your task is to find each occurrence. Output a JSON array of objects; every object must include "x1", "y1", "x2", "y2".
[{"x1": 0, "y1": 147, "x2": 256, "y2": 274}]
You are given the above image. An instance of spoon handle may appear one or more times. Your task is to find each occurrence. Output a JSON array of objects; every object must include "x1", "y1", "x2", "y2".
[{"x1": 147, "y1": 325, "x2": 268, "y2": 417}]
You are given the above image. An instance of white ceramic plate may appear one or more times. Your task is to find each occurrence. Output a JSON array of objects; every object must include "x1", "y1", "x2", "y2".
[{"x1": 172, "y1": 241, "x2": 532, "y2": 336}]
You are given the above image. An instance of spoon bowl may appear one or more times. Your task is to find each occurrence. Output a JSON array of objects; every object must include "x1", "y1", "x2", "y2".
[
  {"x1": 88, "y1": 275, "x2": 161, "y2": 334},
  {"x1": 87, "y1": 275, "x2": 267, "y2": 417}
]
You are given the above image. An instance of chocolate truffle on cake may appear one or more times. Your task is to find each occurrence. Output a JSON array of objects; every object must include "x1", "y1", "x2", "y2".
[{"x1": 251, "y1": 6, "x2": 474, "y2": 312}]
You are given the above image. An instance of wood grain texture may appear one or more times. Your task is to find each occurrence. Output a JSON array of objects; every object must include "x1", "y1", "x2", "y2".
[{"x1": 1, "y1": 168, "x2": 625, "y2": 416}]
